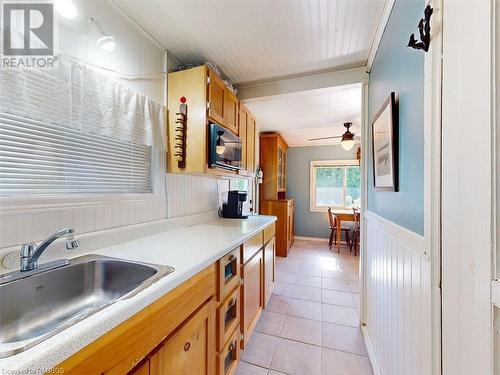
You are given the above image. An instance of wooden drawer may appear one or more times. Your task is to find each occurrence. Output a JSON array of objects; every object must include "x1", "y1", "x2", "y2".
[
  {"x1": 217, "y1": 326, "x2": 240, "y2": 375},
  {"x1": 217, "y1": 247, "x2": 240, "y2": 302},
  {"x1": 217, "y1": 287, "x2": 240, "y2": 351},
  {"x1": 263, "y1": 224, "x2": 275, "y2": 245},
  {"x1": 241, "y1": 232, "x2": 263, "y2": 264}
]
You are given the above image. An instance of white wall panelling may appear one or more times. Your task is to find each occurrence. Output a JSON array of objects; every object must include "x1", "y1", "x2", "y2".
[
  {"x1": 363, "y1": 211, "x2": 431, "y2": 375},
  {"x1": 114, "y1": 0, "x2": 383, "y2": 84},
  {"x1": 166, "y1": 174, "x2": 218, "y2": 218},
  {"x1": 0, "y1": 0, "x2": 169, "y2": 250}
]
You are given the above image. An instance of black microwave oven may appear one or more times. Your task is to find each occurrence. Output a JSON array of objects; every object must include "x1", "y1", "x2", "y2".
[{"x1": 208, "y1": 123, "x2": 242, "y2": 171}]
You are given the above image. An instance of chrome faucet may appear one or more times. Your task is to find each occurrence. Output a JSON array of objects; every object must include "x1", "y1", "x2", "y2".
[{"x1": 20, "y1": 227, "x2": 80, "y2": 272}]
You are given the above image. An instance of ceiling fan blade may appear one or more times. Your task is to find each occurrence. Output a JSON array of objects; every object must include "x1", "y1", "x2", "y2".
[{"x1": 308, "y1": 135, "x2": 343, "y2": 141}]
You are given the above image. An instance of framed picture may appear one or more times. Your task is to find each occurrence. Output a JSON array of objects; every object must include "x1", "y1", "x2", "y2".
[{"x1": 371, "y1": 92, "x2": 398, "y2": 191}]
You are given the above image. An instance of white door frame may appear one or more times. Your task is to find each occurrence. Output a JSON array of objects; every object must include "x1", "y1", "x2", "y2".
[
  {"x1": 423, "y1": 0, "x2": 443, "y2": 373},
  {"x1": 441, "y1": 0, "x2": 494, "y2": 373}
]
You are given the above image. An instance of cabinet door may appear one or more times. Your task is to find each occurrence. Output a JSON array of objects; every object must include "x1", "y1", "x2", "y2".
[
  {"x1": 150, "y1": 299, "x2": 215, "y2": 375},
  {"x1": 130, "y1": 359, "x2": 150, "y2": 375},
  {"x1": 238, "y1": 107, "x2": 247, "y2": 171},
  {"x1": 246, "y1": 116, "x2": 256, "y2": 174},
  {"x1": 240, "y1": 250, "x2": 263, "y2": 349},
  {"x1": 223, "y1": 89, "x2": 239, "y2": 135},
  {"x1": 208, "y1": 71, "x2": 225, "y2": 125},
  {"x1": 263, "y1": 237, "x2": 275, "y2": 306}
]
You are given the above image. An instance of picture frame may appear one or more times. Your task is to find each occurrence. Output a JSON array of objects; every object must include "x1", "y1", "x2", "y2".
[{"x1": 371, "y1": 92, "x2": 398, "y2": 191}]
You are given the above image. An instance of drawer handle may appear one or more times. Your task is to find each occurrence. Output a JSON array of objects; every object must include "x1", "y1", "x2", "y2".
[
  {"x1": 229, "y1": 341, "x2": 235, "y2": 352},
  {"x1": 184, "y1": 342, "x2": 190, "y2": 351},
  {"x1": 227, "y1": 255, "x2": 236, "y2": 263}
]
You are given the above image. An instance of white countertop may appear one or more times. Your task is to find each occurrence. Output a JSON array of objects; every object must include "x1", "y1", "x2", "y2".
[{"x1": 0, "y1": 214, "x2": 276, "y2": 372}]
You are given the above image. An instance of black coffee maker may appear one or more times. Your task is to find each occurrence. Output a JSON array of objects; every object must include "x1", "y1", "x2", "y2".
[{"x1": 222, "y1": 190, "x2": 248, "y2": 219}]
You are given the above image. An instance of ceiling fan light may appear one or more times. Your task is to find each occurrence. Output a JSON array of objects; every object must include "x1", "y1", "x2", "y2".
[{"x1": 341, "y1": 139, "x2": 355, "y2": 151}]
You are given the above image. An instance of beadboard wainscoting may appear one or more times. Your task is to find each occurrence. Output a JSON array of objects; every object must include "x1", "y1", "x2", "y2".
[
  {"x1": 0, "y1": 199, "x2": 167, "y2": 250},
  {"x1": 166, "y1": 174, "x2": 219, "y2": 218},
  {"x1": 363, "y1": 210, "x2": 431, "y2": 375}
]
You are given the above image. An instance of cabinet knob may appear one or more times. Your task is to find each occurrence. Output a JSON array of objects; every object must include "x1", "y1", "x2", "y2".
[
  {"x1": 184, "y1": 342, "x2": 191, "y2": 351},
  {"x1": 228, "y1": 255, "x2": 236, "y2": 262}
]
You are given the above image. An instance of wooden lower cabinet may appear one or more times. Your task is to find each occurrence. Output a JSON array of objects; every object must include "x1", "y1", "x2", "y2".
[
  {"x1": 150, "y1": 299, "x2": 215, "y2": 375},
  {"x1": 217, "y1": 326, "x2": 241, "y2": 375},
  {"x1": 260, "y1": 200, "x2": 294, "y2": 257},
  {"x1": 240, "y1": 249, "x2": 263, "y2": 349},
  {"x1": 263, "y1": 237, "x2": 275, "y2": 307},
  {"x1": 55, "y1": 224, "x2": 277, "y2": 375}
]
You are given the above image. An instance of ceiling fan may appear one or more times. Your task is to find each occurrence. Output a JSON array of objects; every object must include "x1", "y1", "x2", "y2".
[{"x1": 308, "y1": 122, "x2": 360, "y2": 151}]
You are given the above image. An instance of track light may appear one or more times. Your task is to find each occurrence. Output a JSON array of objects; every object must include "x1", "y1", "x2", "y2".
[{"x1": 88, "y1": 17, "x2": 116, "y2": 52}]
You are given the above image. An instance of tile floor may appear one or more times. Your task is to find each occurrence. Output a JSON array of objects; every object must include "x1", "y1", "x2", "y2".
[{"x1": 235, "y1": 239, "x2": 373, "y2": 375}]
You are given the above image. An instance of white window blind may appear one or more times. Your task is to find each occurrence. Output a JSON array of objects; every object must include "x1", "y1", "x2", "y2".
[
  {"x1": 0, "y1": 113, "x2": 152, "y2": 194},
  {"x1": 0, "y1": 56, "x2": 165, "y2": 197}
]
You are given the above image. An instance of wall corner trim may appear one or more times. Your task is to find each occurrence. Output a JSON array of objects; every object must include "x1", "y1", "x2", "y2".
[{"x1": 366, "y1": 0, "x2": 396, "y2": 73}]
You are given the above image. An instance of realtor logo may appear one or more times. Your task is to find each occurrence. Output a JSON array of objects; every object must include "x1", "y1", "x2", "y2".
[{"x1": 2, "y1": 2, "x2": 55, "y2": 69}]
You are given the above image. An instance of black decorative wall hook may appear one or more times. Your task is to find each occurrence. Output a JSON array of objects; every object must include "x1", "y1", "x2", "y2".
[{"x1": 407, "y1": 5, "x2": 433, "y2": 52}]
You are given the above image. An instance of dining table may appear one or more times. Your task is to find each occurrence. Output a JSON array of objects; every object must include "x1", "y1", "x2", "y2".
[{"x1": 332, "y1": 209, "x2": 361, "y2": 251}]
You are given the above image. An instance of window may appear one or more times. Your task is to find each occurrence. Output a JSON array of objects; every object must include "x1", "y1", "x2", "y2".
[
  {"x1": 0, "y1": 113, "x2": 152, "y2": 195},
  {"x1": 310, "y1": 160, "x2": 361, "y2": 211}
]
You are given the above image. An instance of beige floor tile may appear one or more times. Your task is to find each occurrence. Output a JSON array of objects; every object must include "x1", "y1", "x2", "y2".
[
  {"x1": 298, "y1": 265, "x2": 322, "y2": 277},
  {"x1": 280, "y1": 315, "x2": 321, "y2": 345},
  {"x1": 287, "y1": 299, "x2": 322, "y2": 321},
  {"x1": 270, "y1": 338, "x2": 321, "y2": 375},
  {"x1": 236, "y1": 361, "x2": 268, "y2": 375},
  {"x1": 322, "y1": 278, "x2": 351, "y2": 292},
  {"x1": 321, "y1": 348, "x2": 373, "y2": 375},
  {"x1": 295, "y1": 275, "x2": 322, "y2": 288},
  {"x1": 321, "y1": 289, "x2": 355, "y2": 307},
  {"x1": 322, "y1": 304, "x2": 359, "y2": 327},
  {"x1": 322, "y1": 269, "x2": 350, "y2": 280},
  {"x1": 276, "y1": 271, "x2": 298, "y2": 284},
  {"x1": 266, "y1": 295, "x2": 290, "y2": 314},
  {"x1": 276, "y1": 263, "x2": 300, "y2": 274},
  {"x1": 322, "y1": 322, "x2": 367, "y2": 356},
  {"x1": 291, "y1": 285, "x2": 322, "y2": 303},
  {"x1": 273, "y1": 282, "x2": 294, "y2": 298},
  {"x1": 255, "y1": 311, "x2": 285, "y2": 336},
  {"x1": 240, "y1": 332, "x2": 278, "y2": 368}
]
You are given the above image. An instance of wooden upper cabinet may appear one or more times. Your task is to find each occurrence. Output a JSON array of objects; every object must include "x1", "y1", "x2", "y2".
[
  {"x1": 259, "y1": 133, "x2": 289, "y2": 201},
  {"x1": 223, "y1": 89, "x2": 239, "y2": 135},
  {"x1": 239, "y1": 106, "x2": 248, "y2": 171},
  {"x1": 238, "y1": 104, "x2": 256, "y2": 176},
  {"x1": 208, "y1": 68, "x2": 239, "y2": 135},
  {"x1": 246, "y1": 115, "x2": 256, "y2": 174},
  {"x1": 208, "y1": 70, "x2": 225, "y2": 125},
  {"x1": 150, "y1": 299, "x2": 215, "y2": 375}
]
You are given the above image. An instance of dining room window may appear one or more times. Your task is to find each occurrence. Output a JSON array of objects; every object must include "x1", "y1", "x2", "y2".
[{"x1": 309, "y1": 160, "x2": 361, "y2": 211}]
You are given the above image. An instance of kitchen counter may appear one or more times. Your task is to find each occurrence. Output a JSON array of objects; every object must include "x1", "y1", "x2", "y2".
[{"x1": 0, "y1": 214, "x2": 276, "y2": 373}]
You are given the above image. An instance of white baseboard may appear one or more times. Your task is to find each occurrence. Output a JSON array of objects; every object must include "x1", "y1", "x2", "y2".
[
  {"x1": 294, "y1": 236, "x2": 329, "y2": 242},
  {"x1": 361, "y1": 324, "x2": 382, "y2": 375}
]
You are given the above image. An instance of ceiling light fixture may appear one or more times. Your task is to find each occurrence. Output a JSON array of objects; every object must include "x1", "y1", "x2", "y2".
[
  {"x1": 88, "y1": 17, "x2": 116, "y2": 52},
  {"x1": 340, "y1": 122, "x2": 355, "y2": 151},
  {"x1": 54, "y1": 0, "x2": 78, "y2": 19}
]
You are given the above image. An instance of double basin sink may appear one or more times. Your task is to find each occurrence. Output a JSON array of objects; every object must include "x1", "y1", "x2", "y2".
[{"x1": 0, "y1": 255, "x2": 174, "y2": 358}]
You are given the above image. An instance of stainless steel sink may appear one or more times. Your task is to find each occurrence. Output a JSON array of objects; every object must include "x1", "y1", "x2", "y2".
[{"x1": 0, "y1": 254, "x2": 174, "y2": 358}]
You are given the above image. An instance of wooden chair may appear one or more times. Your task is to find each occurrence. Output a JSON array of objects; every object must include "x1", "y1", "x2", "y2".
[
  {"x1": 349, "y1": 208, "x2": 360, "y2": 256},
  {"x1": 327, "y1": 207, "x2": 351, "y2": 252}
]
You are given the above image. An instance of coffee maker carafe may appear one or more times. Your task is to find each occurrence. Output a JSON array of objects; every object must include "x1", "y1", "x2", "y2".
[{"x1": 222, "y1": 190, "x2": 248, "y2": 219}]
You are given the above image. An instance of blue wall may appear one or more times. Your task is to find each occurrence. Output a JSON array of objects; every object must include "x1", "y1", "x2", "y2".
[
  {"x1": 368, "y1": 0, "x2": 424, "y2": 234},
  {"x1": 287, "y1": 145, "x2": 357, "y2": 238}
]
